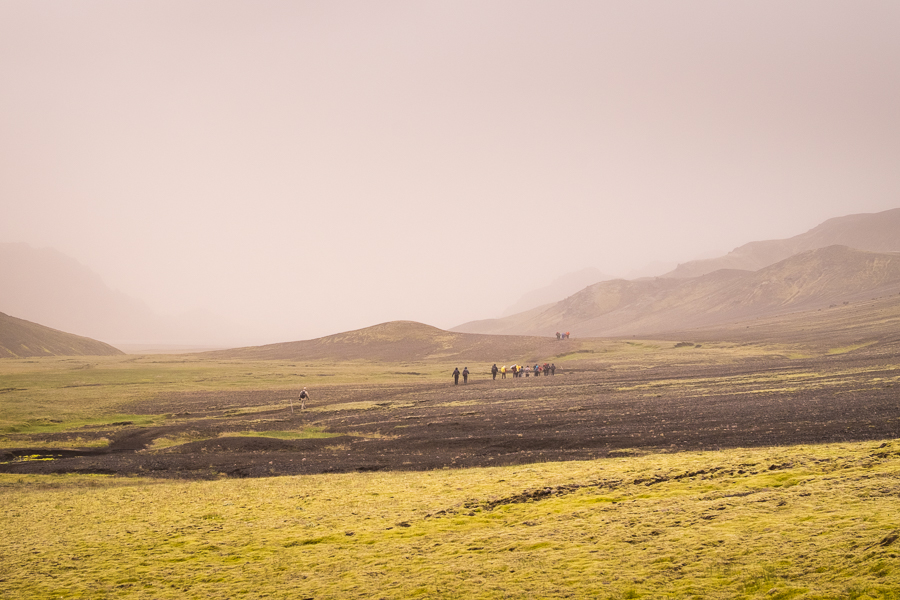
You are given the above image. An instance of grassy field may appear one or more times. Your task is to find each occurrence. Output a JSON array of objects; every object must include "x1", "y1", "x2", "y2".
[
  {"x1": 2, "y1": 440, "x2": 899, "y2": 598},
  {"x1": 2, "y1": 341, "x2": 899, "y2": 597},
  {"x1": 0, "y1": 338, "x2": 811, "y2": 441},
  {"x1": 0, "y1": 355, "x2": 450, "y2": 446}
]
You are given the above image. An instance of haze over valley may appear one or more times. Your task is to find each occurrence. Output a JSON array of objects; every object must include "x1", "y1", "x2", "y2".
[
  {"x1": 2, "y1": 207, "x2": 899, "y2": 356},
  {"x1": 3, "y1": 2, "x2": 899, "y2": 347}
]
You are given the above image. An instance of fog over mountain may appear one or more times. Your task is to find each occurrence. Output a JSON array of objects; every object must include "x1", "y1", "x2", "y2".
[
  {"x1": 2, "y1": 2, "x2": 899, "y2": 342},
  {"x1": 501, "y1": 268, "x2": 615, "y2": 317},
  {"x1": 0, "y1": 243, "x2": 239, "y2": 346},
  {"x1": 471, "y1": 208, "x2": 900, "y2": 329},
  {"x1": 663, "y1": 208, "x2": 900, "y2": 279},
  {"x1": 4, "y1": 207, "x2": 898, "y2": 348},
  {"x1": 454, "y1": 208, "x2": 900, "y2": 337}
]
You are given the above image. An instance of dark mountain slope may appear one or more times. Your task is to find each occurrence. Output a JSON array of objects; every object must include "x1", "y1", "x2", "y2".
[{"x1": 0, "y1": 312, "x2": 124, "y2": 358}]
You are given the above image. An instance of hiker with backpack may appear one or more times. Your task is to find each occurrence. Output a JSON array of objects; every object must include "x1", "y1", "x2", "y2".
[{"x1": 298, "y1": 388, "x2": 310, "y2": 409}]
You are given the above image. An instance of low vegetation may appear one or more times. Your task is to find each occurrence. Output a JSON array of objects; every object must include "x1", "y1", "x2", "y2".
[
  {"x1": 2, "y1": 336, "x2": 899, "y2": 597},
  {"x1": 2, "y1": 440, "x2": 900, "y2": 598},
  {"x1": 0, "y1": 355, "x2": 444, "y2": 438}
]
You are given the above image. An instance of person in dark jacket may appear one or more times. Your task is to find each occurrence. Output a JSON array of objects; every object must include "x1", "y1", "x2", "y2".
[
  {"x1": 452, "y1": 367, "x2": 460, "y2": 385},
  {"x1": 462, "y1": 367, "x2": 469, "y2": 383},
  {"x1": 491, "y1": 364, "x2": 499, "y2": 380}
]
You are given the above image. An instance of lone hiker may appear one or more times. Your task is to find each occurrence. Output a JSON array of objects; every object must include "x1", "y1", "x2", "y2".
[
  {"x1": 462, "y1": 367, "x2": 469, "y2": 383},
  {"x1": 491, "y1": 364, "x2": 499, "y2": 380},
  {"x1": 298, "y1": 388, "x2": 310, "y2": 409},
  {"x1": 452, "y1": 367, "x2": 461, "y2": 385}
]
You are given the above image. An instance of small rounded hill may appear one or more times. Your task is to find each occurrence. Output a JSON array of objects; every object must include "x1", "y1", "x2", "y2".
[{"x1": 202, "y1": 320, "x2": 573, "y2": 363}]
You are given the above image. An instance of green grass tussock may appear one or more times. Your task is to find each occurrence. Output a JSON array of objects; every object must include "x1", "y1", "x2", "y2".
[
  {"x1": 217, "y1": 428, "x2": 342, "y2": 441},
  {"x1": 144, "y1": 427, "x2": 340, "y2": 451},
  {"x1": 3, "y1": 440, "x2": 900, "y2": 598}
]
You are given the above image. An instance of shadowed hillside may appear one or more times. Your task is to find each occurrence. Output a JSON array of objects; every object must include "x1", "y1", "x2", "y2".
[
  {"x1": 203, "y1": 320, "x2": 571, "y2": 363},
  {"x1": 664, "y1": 207, "x2": 900, "y2": 278},
  {"x1": 0, "y1": 312, "x2": 124, "y2": 358},
  {"x1": 453, "y1": 246, "x2": 900, "y2": 338}
]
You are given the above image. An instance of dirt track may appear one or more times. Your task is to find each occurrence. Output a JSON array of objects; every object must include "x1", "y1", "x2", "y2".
[{"x1": 2, "y1": 351, "x2": 899, "y2": 479}]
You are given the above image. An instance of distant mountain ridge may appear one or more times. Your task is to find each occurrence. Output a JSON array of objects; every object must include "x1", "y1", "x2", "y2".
[
  {"x1": 454, "y1": 208, "x2": 900, "y2": 338},
  {"x1": 502, "y1": 267, "x2": 614, "y2": 316},
  {"x1": 0, "y1": 312, "x2": 123, "y2": 357},
  {"x1": 663, "y1": 208, "x2": 900, "y2": 278},
  {"x1": 453, "y1": 245, "x2": 900, "y2": 337}
]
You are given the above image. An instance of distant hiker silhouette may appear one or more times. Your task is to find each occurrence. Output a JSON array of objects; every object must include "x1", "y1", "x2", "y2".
[{"x1": 452, "y1": 367, "x2": 460, "y2": 385}]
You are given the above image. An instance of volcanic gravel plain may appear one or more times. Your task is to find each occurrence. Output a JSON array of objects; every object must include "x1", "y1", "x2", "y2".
[{"x1": 3, "y1": 339, "x2": 898, "y2": 479}]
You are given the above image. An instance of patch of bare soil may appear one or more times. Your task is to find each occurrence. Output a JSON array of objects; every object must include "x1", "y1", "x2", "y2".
[{"x1": 2, "y1": 350, "x2": 899, "y2": 479}]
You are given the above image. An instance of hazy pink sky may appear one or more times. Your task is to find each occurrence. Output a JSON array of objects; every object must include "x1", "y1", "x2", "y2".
[{"x1": 2, "y1": 1, "x2": 899, "y2": 343}]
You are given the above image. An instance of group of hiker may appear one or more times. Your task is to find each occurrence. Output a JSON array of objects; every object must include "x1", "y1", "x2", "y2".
[
  {"x1": 556, "y1": 331, "x2": 571, "y2": 340},
  {"x1": 301, "y1": 358, "x2": 561, "y2": 403},
  {"x1": 300, "y1": 361, "x2": 558, "y2": 401},
  {"x1": 491, "y1": 363, "x2": 556, "y2": 379},
  {"x1": 452, "y1": 363, "x2": 557, "y2": 383}
]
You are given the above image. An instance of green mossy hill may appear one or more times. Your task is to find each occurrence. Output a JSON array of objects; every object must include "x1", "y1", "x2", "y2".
[
  {"x1": 203, "y1": 320, "x2": 568, "y2": 362},
  {"x1": 0, "y1": 312, "x2": 123, "y2": 358}
]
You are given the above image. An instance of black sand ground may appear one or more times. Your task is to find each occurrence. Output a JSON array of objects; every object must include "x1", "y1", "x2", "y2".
[{"x1": 3, "y1": 346, "x2": 898, "y2": 479}]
